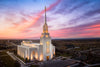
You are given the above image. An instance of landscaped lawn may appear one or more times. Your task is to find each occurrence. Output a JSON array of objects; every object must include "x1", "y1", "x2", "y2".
[
  {"x1": 0, "y1": 51, "x2": 7, "y2": 55},
  {"x1": 0, "y1": 51, "x2": 15, "y2": 67}
]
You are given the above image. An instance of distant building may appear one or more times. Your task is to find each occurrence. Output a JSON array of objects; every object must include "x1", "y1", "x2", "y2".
[{"x1": 17, "y1": 7, "x2": 55, "y2": 61}]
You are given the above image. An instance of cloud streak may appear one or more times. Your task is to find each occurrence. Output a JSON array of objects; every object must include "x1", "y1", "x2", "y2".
[
  {"x1": 11, "y1": 0, "x2": 62, "y2": 31},
  {"x1": 0, "y1": 0, "x2": 62, "y2": 39},
  {"x1": 0, "y1": 0, "x2": 100, "y2": 39}
]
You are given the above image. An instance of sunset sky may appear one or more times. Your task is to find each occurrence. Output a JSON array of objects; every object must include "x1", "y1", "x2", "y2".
[{"x1": 0, "y1": 0, "x2": 100, "y2": 39}]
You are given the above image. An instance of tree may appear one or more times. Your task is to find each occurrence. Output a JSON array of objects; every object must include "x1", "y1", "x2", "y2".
[
  {"x1": 25, "y1": 58, "x2": 28, "y2": 63},
  {"x1": 14, "y1": 61, "x2": 21, "y2": 67}
]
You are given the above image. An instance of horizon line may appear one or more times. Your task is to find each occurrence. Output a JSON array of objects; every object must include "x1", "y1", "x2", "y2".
[{"x1": 0, "y1": 37, "x2": 100, "y2": 40}]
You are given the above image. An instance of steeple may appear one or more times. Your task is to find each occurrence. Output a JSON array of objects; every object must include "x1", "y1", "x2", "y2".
[
  {"x1": 45, "y1": 6, "x2": 47, "y2": 24},
  {"x1": 43, "y1": 6, "x2": 48, "y2": 33}
]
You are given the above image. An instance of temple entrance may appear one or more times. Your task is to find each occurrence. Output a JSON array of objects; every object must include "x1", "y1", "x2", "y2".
[
  {"x1": 31, "y1": 51, "x2": 35, "y2": 60},
  {"x1": 46, "y1": 56, "x2": 49, "y2": 60},
  {"x1": 33, "y1": 51, "x2": 35, "y2": 55}
]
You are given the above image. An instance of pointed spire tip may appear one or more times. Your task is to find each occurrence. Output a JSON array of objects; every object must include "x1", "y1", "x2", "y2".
[{"x1": 45, "y1": 6, "x2": 47, "y2": 24}]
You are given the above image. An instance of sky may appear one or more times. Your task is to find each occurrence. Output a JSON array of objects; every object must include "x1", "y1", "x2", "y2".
[{"x1": 0, "y1": 0, "x2": 100, "y2": 39}]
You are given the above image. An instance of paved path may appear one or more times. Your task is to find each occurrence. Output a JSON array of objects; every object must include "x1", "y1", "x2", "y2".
[{"x1": 7, "y1": 51, "x2": 28, "y2": 67}]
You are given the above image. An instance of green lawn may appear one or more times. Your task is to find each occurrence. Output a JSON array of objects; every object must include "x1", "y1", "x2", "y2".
[
  {"x1": 0, "y1": 51, "x2": 7, "y2": 55},
  {"x1": 0, "y1": 51, "x2": 15, "y2": 67}
]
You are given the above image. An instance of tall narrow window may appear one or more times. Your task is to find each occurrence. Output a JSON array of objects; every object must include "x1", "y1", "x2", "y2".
[{"x1": 46, "y1": 41, "x2": 50, "y2": 53}]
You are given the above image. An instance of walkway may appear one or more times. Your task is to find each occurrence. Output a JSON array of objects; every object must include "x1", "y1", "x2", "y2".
[{"x1": 7, "y1": 51, "x2": 28, "y2": 67}]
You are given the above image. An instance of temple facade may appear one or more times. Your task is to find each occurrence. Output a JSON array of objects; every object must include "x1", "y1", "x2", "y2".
[{"x1": 17, "y1": 7, "x2": 55, "y2": 61}]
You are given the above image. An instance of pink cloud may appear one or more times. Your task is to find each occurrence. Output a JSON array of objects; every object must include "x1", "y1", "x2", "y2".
[
  {"x1": 49, "y1": 22, "x2": 100, "y2": 38},
  {"x1": 10, "y1": 0, "x2": 62, "y2": 31},
  {"x1": 0, "y1": 0, "x2": 62, "y2": 39}
]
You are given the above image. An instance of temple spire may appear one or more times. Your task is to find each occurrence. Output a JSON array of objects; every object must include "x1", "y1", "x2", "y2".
[
  {"x1": 43, "y1": 6, "x2": 48, "y2": 33},
  {"x1": 45, "y1": 6, "x2": 47, "y2": 24}
]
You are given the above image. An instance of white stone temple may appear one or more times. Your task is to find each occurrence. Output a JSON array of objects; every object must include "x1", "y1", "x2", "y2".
[{"x1": 17, "y1": 7, "x2": 55, "y2": 61}]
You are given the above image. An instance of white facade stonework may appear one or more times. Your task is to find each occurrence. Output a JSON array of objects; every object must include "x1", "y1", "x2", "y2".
[{"x1": 17, "y1": 7, "x2": 55, "y2": 61}]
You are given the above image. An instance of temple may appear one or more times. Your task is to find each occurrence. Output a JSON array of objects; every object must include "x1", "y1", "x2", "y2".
[{"x1": 17, "y1": 7, "x2": 55, "y2": 61}]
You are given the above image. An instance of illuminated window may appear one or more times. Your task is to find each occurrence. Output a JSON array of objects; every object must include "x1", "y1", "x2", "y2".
[
  {"x1": 46, "y1": 35, "x2": 48, "y2": 37},
  {"x1": 33, "y1": 51, "x2": 35, "y2": 55},
  {"x1": 46, "y1": 30, "x2": 48, "y2": 33},
  {"x1": 40, "y1": 42, "x2": 43, "y2": 45},
  {"x1": 46, "y1": 41, "x2": 50, "y2": 53},
  {"x1": 46, "y1": 41, "x2": 49, "y2": 45},
  {"x1": 46, "y1": 56, "x2": 49, "y2": 60}
]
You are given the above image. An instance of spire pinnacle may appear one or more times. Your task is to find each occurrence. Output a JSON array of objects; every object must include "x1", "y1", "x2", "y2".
[{"x1": 45, "y1": 6, "x2": 46, "y2": 24}]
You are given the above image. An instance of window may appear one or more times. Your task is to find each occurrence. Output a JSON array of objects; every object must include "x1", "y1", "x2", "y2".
[
  {"x1": 40, "y1": 42, "x2": 43, "y2": 45},
  {"x1": 46, "y1": 35, "x2": 48, "y2": 37},
  {"x1": 46, "y1": 56, "x2": 49, "y2": 60},
  {"x1": 46, "y1": 41, "x2": 50, "y2": 53}
]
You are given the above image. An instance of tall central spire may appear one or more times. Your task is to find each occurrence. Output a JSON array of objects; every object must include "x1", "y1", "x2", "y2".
[
  {"x1": 45, "y1": 6, "x2": 47, "y2": 24},
  {"x1": 43, "y1": 6, "x2": 48, "y2": 33}
]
